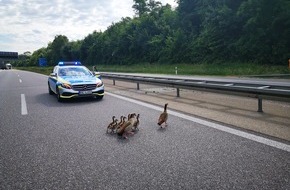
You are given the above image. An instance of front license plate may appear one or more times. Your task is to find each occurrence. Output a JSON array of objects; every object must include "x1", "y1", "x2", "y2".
[{"x1": 79, "y1": 90, "x2": 93, "y2": 95}]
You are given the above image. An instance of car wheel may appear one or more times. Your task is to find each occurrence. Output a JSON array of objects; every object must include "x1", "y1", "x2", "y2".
[
  {"x1": 96, "y1": 95, "x2": 104, "y2": 100},
  {"x1": 56, "y1": 86, "x2": 63, "y2": 102},
  {"x1": 48, "y1": 82, "x2": 54, "y2": 95}
]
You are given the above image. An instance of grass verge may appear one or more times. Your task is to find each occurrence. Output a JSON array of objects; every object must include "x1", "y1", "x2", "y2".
[{"x1": 16, "y1": 62, "x2": 290, "y2": 77}]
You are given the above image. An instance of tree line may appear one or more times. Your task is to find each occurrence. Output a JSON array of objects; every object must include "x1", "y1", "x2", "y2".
[{"x1": 16, "y1": 0, "x2": 290, "y2": 67}]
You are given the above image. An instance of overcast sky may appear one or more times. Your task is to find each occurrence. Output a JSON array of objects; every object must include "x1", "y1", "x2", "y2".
[{"x1": 0, "y1": 0, "x2": 177, "y2": 54}]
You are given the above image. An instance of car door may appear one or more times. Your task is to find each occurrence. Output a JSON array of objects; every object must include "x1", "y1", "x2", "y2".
[{"x1": 48, "y1": 67, "x2": 58, "y2": 94}]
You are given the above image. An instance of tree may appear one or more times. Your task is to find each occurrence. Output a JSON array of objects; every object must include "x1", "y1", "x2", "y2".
[
  {"x1": 61, "y1": 41, "x2": 82, "y2": 61},
  {"x1": 29, "y1": 48, "x2": 47, "y2": 66},
  {"x1": 132, "y1": 0, "x2": 149, "y2": 17},
  {"x1": 49, "y1": 35, "x2": 69, "y2": 65},
  {"x1": 24, "y1": 0, "x2": 290, "y2": 66},
  {"x1": 176, "y1": 0, "x2": 201, "y2": 34},
  {"x1": 192, "y1": 0, "x2": 242, "y2": 62},
  {"x1": 235, "y1": 0, "x2": 290, "y2": 64}
]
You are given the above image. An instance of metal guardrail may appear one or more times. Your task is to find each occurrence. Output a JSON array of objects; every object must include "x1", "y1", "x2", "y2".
[
  {"x1": 240, "y1": 74, "x2": 290, "y2": 78},
  {"x1": 101, "y1": 73, "x2": 290, "y2": 112}
]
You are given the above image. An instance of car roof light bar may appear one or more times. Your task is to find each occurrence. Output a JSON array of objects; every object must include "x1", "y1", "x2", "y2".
[{"x1": 58, "y1": 61, "x2": 82, "y2": 66}]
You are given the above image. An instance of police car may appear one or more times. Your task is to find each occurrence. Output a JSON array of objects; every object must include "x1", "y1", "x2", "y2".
[{"x1": 48, "y1": 62, "x2": 104, "y2": 101}]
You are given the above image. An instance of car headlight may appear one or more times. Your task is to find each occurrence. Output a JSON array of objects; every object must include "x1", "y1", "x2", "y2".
[
  {"x1": 61, "y1": 83, "x2": 72, "y2": 89},
  {"x1": 96, "y1": 81, "x2": 103, "y2": 87}
]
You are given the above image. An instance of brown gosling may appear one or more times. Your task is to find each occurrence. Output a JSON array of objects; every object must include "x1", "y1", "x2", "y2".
[
  {"x1": 124, "y1": 113, "x2": 137, "y2": 134},
  {"x1": 117, "y1": 119, "x2": 133, "y2": 139},
  {"x1": 127, "y1": 113, "x2": 132, "y2": 120},
  {"x1": 111, "y1": 119, "x2": 119, "y2": 133},
  {"x1": 131, "y1": 114, "x2": 140, "y2": 131},
  {"x1": 134, "y1": 114, "x2": 140, "y2": 130},
  {"x1": 114, "y1": 116, "x2": 124, "y2": 133},
  {"x1": 158, "y1": 103, "x2": 168, "y2": 128},
  {"x1": 115, "y1": 116, "x2": 125, "y2": 133},
  {"x1": 107, "y1": 116, "x2": 118, "y2": 133}
]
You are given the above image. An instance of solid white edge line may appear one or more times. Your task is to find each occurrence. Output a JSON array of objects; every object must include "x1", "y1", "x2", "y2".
[
  {"x1": 21, "y1": 94, "x2": 28, "y2": 115},
  {"x1": 106, "y1": 92, "x2": 290, "y2": 153}
]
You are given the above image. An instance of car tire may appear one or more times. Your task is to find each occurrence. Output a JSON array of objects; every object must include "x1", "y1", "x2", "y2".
[
  {"x1": 48, "y1": 83, "x2": 54, "y2": 95},
  {"x1": 56, "y1": 86, "x2": 63, "y2": 102}
]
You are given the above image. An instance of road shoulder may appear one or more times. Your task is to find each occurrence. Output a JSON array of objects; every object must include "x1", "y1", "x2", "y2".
[{"x1": 103, "y1": 79, "x2": 290, "y2": 142}]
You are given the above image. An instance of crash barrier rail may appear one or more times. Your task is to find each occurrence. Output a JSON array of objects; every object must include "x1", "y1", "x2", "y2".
[
  {"x1": 240, "y1": 74, "x2": 290, "y2": 78},
  {"x1": 101, "y1": 73, "x2": 290, "y2": 112}
]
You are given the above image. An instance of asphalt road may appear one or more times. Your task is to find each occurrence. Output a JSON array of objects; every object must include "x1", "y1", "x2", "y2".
[{"x1": 1, "y1": 69, "x2": 290, "y2": 190}]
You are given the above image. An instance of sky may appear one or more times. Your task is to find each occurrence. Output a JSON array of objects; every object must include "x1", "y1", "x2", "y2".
[{"x1": 0, "y1": 0, "x2": 177, "y2": 54}]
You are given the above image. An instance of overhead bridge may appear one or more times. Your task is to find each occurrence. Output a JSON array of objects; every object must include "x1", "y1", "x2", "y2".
[
  {"x1": 101, "y1": 73, "x2": 290, "y2": 113},
  {"x1": 0, "y1": 51, "x2": 18, "y2": 59},
  {"x1": 0, "y1": 51, "x2": 18, "y2": 69}
]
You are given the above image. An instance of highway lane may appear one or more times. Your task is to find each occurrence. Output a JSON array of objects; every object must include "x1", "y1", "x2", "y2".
[{"x1": 0, "y1": 70, "x2": 290, "y2": 189}]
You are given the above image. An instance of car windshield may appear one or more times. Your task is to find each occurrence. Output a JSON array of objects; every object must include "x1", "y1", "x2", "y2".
[{"x1": 58, "y1": 67, "x2": 92, "y2": 77}]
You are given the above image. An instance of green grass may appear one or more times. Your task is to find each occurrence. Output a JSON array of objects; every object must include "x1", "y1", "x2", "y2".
[
  {"x1": 16, "y1": 62, "x2": 290, "y2": 77},
  {"x1": 16, "y1": 66, "x2": 53, "y2": 76}
]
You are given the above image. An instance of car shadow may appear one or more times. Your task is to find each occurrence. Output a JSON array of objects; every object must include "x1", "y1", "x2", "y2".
[{"x1": 35, "y1": 93, "x2": 103, "y2": 107}]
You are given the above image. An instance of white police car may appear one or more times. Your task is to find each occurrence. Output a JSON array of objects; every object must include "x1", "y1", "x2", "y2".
[{"x1": 48, "y1": 62, "x2": 104, "y2": 101}]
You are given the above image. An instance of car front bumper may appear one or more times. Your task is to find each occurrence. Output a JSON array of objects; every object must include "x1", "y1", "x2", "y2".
[{"x1": 58, "y1": 86, "x2": 105, "y2": 99}]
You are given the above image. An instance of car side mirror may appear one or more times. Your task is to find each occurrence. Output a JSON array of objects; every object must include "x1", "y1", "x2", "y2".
[
  {"x1": 94, "y1": 71, "x2": 101, "y2": 79},
  {"x1": 50, "y1": 73, "x2": 57, "y2": 77}
]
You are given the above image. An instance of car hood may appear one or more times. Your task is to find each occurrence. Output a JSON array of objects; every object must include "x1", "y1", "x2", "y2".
[{"x1": 58, "y1": 75, "x2": 99, "y2": 84}]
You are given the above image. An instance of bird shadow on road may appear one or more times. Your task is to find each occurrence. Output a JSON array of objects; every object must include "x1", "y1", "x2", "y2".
[
  {"x1": 105, "y1": 132, "x2": 117, "y2": 138},
  {"x1": 116, "y1": 135, "x2": 133, "y2": 143},
  {"x1": 156, "y1": 126, "x2": 167, "y2": 132}
]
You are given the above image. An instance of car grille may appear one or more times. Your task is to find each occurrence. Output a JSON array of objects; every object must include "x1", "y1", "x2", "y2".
[{"x1": 72, "y1": 84, "x2": 96, "y2": 91}]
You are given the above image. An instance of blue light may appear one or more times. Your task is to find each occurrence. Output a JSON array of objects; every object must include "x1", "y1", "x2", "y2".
[{"x1": 58, "y1": 61, "x2": 82, "y2": 66}]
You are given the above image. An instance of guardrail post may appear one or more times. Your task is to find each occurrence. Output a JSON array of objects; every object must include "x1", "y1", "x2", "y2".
[
  {"x1": 137, "y1": 83, "x2": 140, "y2": 90},
  {"x1": 113, "y1": 79, "x2": 115, "y2": 85},
  {"x1": 177, "y1": 88, "x2": 180, "y2": 97},
  {"x1": 258, "y1": 97, "x2": 263, "y2": 112}
]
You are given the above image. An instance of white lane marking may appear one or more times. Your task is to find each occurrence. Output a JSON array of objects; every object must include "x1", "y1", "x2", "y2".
[
  {"x1": 106, "y1": 92, "x2": 290, "y2": 153},
  {"x1": 19, "y1": 79, "x2": 22, "y2": 83},
  {"x1": 21, "y1": 94, "x2": 28, "y2": 115}
]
